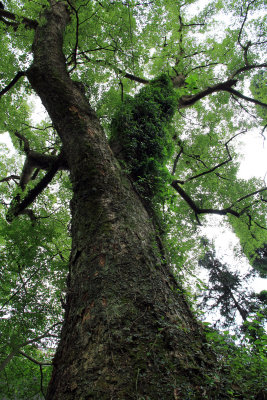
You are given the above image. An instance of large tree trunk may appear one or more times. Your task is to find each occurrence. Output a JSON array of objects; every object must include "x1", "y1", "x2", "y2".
[{"x1": 27, "y1": 3, "x2": 216, "y2": 399}]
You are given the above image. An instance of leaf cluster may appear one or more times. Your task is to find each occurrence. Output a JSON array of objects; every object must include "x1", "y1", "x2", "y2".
[{"x1": 110, "y1": 74, "x2": 177, "y2": 202}]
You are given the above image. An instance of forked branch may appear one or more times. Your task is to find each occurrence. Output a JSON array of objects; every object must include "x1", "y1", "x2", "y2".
[
  {"x1": 179, "y1": 79, "x2": 267, "y2": 109},
  {"x1": 171, "y1": 180, "x2": 267, "y2": 223},
  {"x1": 0, "y1": 8, "x2": 38, "y2": 29},
  {"x1": 174, "y1": 130, "x2": 247, "y2": 184}
]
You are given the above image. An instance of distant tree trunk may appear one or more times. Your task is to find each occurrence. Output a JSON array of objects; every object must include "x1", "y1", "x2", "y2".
[{"x1": 27, "y1": 3, "x2": 216, "y2": 399}]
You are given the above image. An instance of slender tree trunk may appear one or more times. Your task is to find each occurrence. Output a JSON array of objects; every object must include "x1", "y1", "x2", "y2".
[{"x1": 27, "y1": 3, "x2": 216, "y2": 399}]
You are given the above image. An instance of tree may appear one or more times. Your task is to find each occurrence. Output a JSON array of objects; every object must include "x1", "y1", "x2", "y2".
[
  {"x1": 0, "y1": 0, "x2": 266, "y2": 398},
  {"x1": 197, "y1": 241, "x2": 267, "y2": 331}
]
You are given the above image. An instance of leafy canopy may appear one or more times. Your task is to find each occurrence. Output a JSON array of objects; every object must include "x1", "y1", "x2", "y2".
[{"x1": 0, "y1": 0, "x2": 266, "y2": 398}]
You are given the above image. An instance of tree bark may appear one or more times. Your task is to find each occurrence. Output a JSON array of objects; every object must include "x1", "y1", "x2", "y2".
[{"x1": 27, "y1": 3, "x2": 216, "y2": 399}]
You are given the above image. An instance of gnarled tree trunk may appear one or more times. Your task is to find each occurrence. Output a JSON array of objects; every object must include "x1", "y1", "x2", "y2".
[{"x1": 27, "y1": 3, "x2": 216, "y2": 399}]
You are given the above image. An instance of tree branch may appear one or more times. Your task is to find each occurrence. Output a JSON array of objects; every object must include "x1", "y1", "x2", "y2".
[
  {"x1": 79, "y1": 53, "x2": 150, "y2": 84},
  {"x1": 171, "y1": 180, "x2": 267, "y2": 222},
  {"x1": 67, "y1": 1, "x2": 80, "y2": 72},
  {"x1": 0, "y1": 350, "x2": 17, "y2": 373},
  {"x1": 171, "y1": 147, "x2": 183, "y2": 175},
  {"x1": 14, "y1": 131, "x2": 68, "y2": 191},
  {"x1": 0, "y1": 322, "x2": 61, "y2": 372},
  {"x1": 20, "y1": 322, "x2": 62, "y2": 348},
  {"x1": 226, "y1": 87, "x2": 267, "y2": 108},
  {"x1": 179, "y1": 78, "x2": 267, "y2": 109},
  {"x1": 174, "y1": 130, "x2": 246, "y2": 183},
  {"x1": 0, "y1": 8, "x2": 38, "y2": 30},
  {"x1": 0, "y1": 71, "x2": 26, "y2": 97},
  {"x1": 178, "y1": 79, "x2": 238, "y2": 108},
  {"x1": 229, "y1": 187, "x2": 267, "y2": 210},
  {"x1": 0, "y1": 175, "x2": 20, "y2": 184},
  {"x1": 230, "y1": 63, "x2": 267, "y2": 80},
  {"x1": 238, "y1": 0, "x2": 256, "y2": 49},
  {"x1": 6, "y1": 156, "x2": 64, "y2": 222},
  {"x1": 18, "y1": 350, "x2": 52, "y2": 366}
]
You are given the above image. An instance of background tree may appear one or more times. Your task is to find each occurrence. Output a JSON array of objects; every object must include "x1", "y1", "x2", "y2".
[
  {"x1": 197, "y1": 240, "x2": 267, "y2": 331},
  {"x1": 0, "y1": 0, "x2": 266, "y2": 399}
]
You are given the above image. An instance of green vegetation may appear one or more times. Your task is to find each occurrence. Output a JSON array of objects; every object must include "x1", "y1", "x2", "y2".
[
  {"x1": 0, "y1": 0, "x2": 266, "y2": 398},
  {"x1": 110, "y1": 74, "x2": 176, "y2": 202}
]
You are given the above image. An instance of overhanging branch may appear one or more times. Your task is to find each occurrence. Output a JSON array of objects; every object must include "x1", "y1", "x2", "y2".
[
  {"x1": 174, "y1": 130, "x2": 247, "y2": 184},
  {"x1": 226, "y1": 87, "x2": 267, "y2": 108},
  {"x1": 230, "y1": 63, "x2": 267, "y2": 79},
  {"x1": 6, "y1": 156, "x2": 64, "y2": 222},
  {"x1": 0, "y1": 71, "x2": 26, "y2": 97},
  {"x1": 178, "y1": 79, "x2": 238, "y2": 108},
  {"x1": 178, "y1": 78, "x2": 267, "y2": 109},
  {"x1": 79, "y1": 53, "x2": 150, "y2": 84},
  {"x1": 0, "y1": 8, "x2": 38, "y2": 29},
  {"x1": 171, "y1": 180, "x2": 267, "y2": 223}
]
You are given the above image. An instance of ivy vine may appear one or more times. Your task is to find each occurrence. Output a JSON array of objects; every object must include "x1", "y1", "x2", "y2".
[{"x1": 110, "y1": 74, "x2": 177, "y2": 205}]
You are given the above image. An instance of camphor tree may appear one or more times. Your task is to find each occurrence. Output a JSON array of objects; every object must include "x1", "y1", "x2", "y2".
[{"x1": 0, "y1": 0, "x2": 266, "y2": 398}]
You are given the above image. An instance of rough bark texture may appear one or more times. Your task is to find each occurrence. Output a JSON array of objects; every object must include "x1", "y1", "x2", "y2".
[{"x1": 27, "y1": 3, "x2": 216, "y2": 399}]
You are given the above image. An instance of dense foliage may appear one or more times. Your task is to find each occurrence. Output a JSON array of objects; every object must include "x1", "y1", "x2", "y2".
[
  {"x1": 110, "y1": 74, "x2": 176, "y2": 203},
  {"x1": 0, "y1": 0, "x2": 266, "y2": 398}
]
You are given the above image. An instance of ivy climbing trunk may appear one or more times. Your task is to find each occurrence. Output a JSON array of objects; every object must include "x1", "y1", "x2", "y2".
[{"x1": 27, "y1": 3, "x2": 216, "y2": 399}]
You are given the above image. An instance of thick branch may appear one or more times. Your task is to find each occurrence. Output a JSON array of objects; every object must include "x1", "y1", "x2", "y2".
[
  {"x1": 178, "y1": 79, "x2": 238, "y2": 108},
  {"x1": 14, "y1": 132, "x2": 68, "y2": 190},
  {"x1": 7, "y1": 154, "x2": 66, "y2": 222},
  {"x1": 0, "y1": 71, "x2": 26, "y2": 97},
  {"x1": 179, "y1": 78, "x2": 267, "y2": 109},
  {"x1": 225, "y1": 87, "x2": 267, "y2": 108},
  {"x1": 0, "y1": 8, "x2": 38, "y2": 29},
  {"x1": 0, "y1": 350, "x2": 17, "y2": 373}
]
